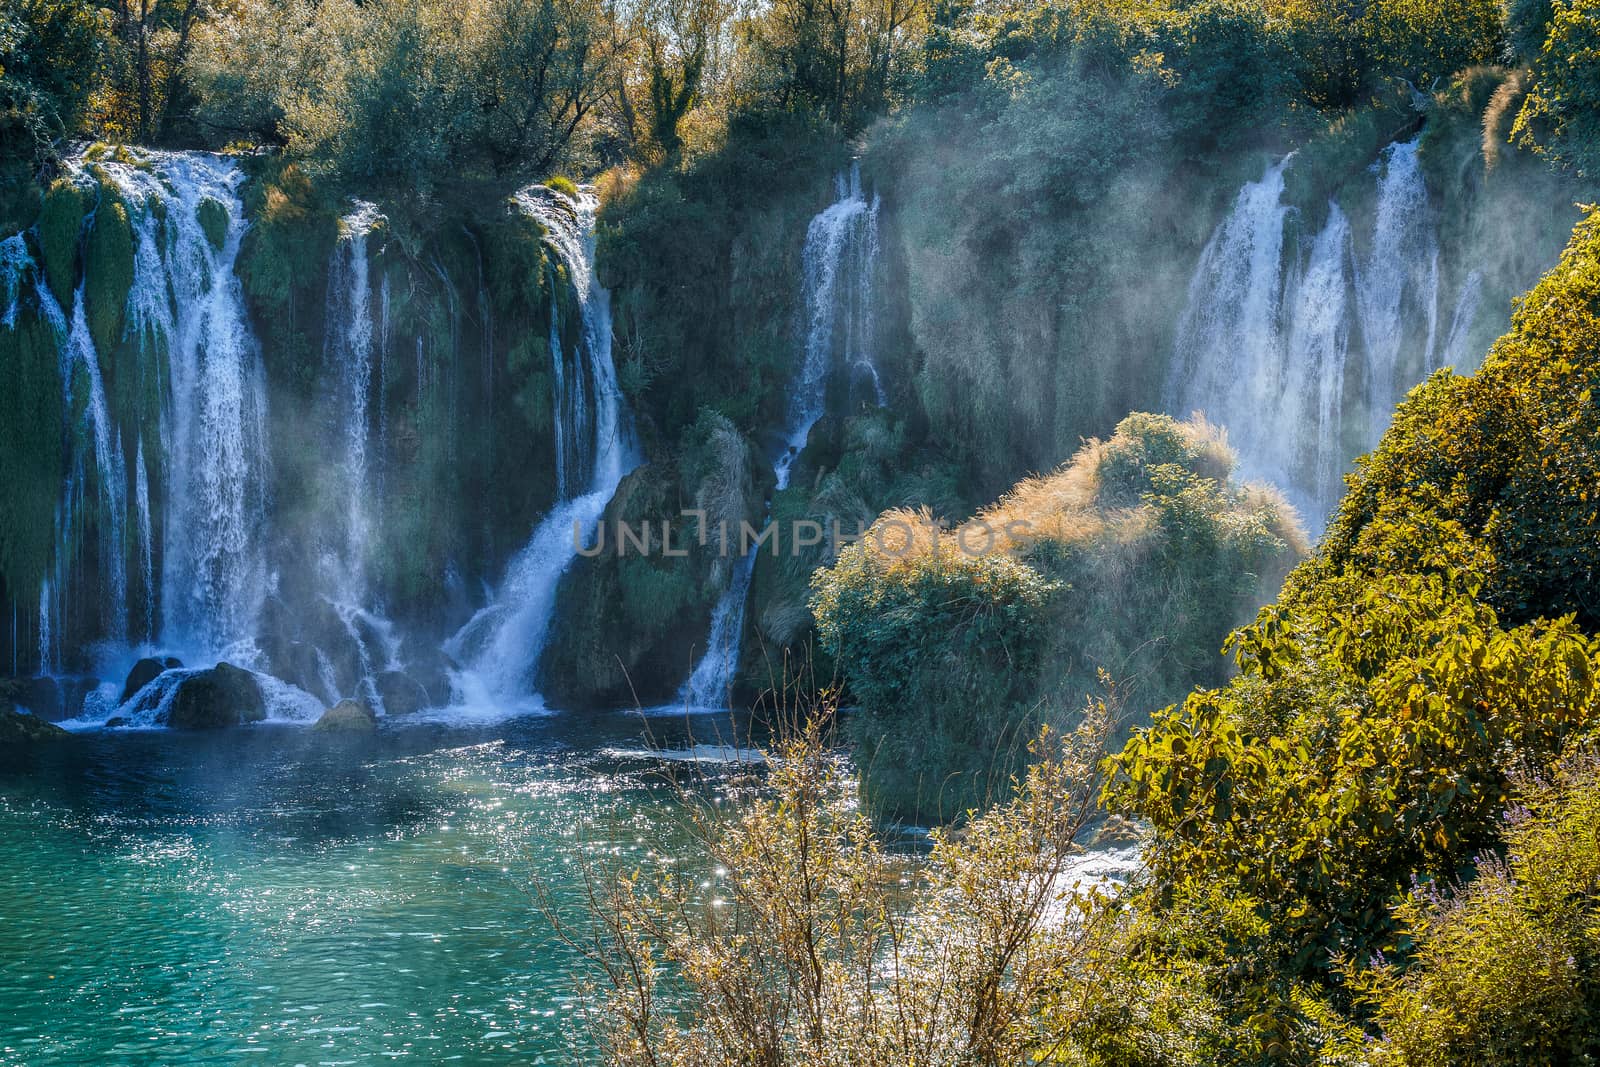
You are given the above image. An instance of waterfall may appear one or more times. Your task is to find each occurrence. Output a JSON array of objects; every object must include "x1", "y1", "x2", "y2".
[
  {"x1": 33, "y1": 277, "x2": 129, "y2": 649},
  {"x1": 679, "y1": 163, "x2": 883, "y2": 709},
  {"x1": 446, "y1": 186, "x2": 634, "y2": 709},
  {"x1": 1441, "y1": 269, "x2": 1484, "y2": 371},
  {"x1": 135, "y1": 441, "x2": 153, "y2": 643},
  {"x1": 1283, "y1": 205, "x2": 1353, "y2": 508},
  {"x1": 101, "y1": 152, "x2": 270, "y2": 660},
  {"x1": 1353, "y1": 139, "x2": 1439, "y2": 433},
  {"x1": 1, "y1": 234, "x2": 27, "y2": 325},
  {"x1": 1167, "y1": 137, "x2": 1459, "y2": 531},
  {"x1": 322, "y1": 204, "x2": 382, "y2": 598}
]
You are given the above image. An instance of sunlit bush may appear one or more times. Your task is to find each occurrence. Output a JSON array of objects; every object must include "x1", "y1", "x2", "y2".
[{"x1": 814, "y1": 413, "x2": 1304, "y2": 821}]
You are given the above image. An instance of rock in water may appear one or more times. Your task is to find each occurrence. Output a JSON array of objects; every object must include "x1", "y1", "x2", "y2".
[
  {"x1": 313, "y1": 699, "x2": 377, "y2": 734},
  {"x1": 166, "y1": 663, "x2": 266, "y2": 729},
  {"x1": 0, "y1": 705, "x2": 71, "y2": 744},
  {"x1": 119, "y1": 657, "x2": 173, "y2": 705},
  {"x1": 375, "y1": 671, "x2": 430, "y2": 716}
]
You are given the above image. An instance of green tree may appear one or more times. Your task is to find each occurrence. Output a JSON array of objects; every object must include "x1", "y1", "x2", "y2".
[
  {"x1": 1515, "y1": 0, "x2": 1600, "y2": 177},
  {"x1": 0, "y1": 0, "x2": 102, "y2": 167}
]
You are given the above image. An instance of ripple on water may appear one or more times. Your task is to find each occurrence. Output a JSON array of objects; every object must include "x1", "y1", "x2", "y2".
[{"x1": 0, "y1": 712, "x2": 748, "y2": 1065}]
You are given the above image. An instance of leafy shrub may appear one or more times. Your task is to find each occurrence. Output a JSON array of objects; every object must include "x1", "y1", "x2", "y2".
[
  {"x1": 543, "y1": 175, "x2": 579, "y2": 199},
  {"x1": 1358, "y1": 758, "x2": 1600, "y2": 1065},
  {"x1": 1109, "y1": 572, "x2": 1600, "y2": 974},
  {"x1": 1514, "y1": 0, "x2": 1600, "y2": 177},
  {"x1": 815, "y1": 413, "x2": 1304, "y2": 821}
]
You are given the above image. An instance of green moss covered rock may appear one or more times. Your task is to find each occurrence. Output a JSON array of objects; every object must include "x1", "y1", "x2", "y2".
[
  {"x1": 198, "y1": 196, "x2": 230, "y2": 250},
  {"x1": 83, "y1": 193, "x2": 135, "y2": 356},
  {"x1": 313, "y1": 699, "x2": 378, "y2": 733},
  {"x1": 0, "y1": 303, "x2": 67, "y2": 600},
  {"x1": 38, "y1": 179, "x2": 91, "y2": 305}
]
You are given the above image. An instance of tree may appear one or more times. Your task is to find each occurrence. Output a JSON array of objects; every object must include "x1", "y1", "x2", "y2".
[
  {"x1": 1515, "y1": 0, "x2": 1600, "y2": 177},
  {"x1": 0, "y1": 0, "x2": 103, "y2": 167}
]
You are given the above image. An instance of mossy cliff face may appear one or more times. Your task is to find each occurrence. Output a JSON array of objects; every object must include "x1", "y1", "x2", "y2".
[
  {"x1": 0, "y1": 269, "x2": 67, "y2": 618},
  {"x1": 0, "y1": 166, "x2": 146, "y2": 670},
  {"x1": 542, "y1": 410, "x2": 764, "y2": 707},
  {"x1": 0, "y1": 151, "x2": 574, "y2": 674},
  {"x1": 236, "y1": 159, "x2": 566, "y2": 636}
]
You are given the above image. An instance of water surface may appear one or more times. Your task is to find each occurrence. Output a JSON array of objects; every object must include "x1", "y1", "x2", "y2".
[{"x1": 0, "y1": 712, "x2": 753, "y2": 1065}]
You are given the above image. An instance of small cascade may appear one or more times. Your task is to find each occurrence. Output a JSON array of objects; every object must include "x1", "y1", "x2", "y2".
[
  {"x1": 1, "y1": 234, "x2": 28, "y2": 325},
  {"x1": 1441, "y1": 269, "x2": 1485, "y2": 371},
  {"x1": 446, "y1": 186, "x2": 634, "y2": 709},
  {"x1": 1283, "y1": 205, "x2": 1353, "y2": 506},
  {"x1": 1353, "y1": 139, "x2": 1439, "y2": 436},
  {"x1": 101, "y1": 152, "x2": 271, "y2": 660},
  {"x1": 322, "y1": 202, "x2": 383, "y2": 606},
  {"x1": 33, "y1": 278, "x2": 130, "y2": 648},
  {"x1": 1167, "y1": 137, "x2": 1463, "y2": 531},
  {"x1": 679, "y1": 163, "x2": 883, "y2": 709},
  {"x1": 135, "y1": 442, "x2": 153, "y2": 643}
]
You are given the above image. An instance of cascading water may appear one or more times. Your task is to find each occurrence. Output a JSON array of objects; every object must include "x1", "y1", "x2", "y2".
[
  {"x1": 135, "y1": 441, "x2": 153, "y2": 643},
  {"x1": 1, "y1": 234, "x2": 28, "y2": 325},
  {"x1": 309, "y1": 203, "x2": 404, "y2": 712},
  {"x1": 1441, "y1": 269, "x2": 1484, "y2": 371},
  {"x1": 101, "y1": 152, "x2": 271, "y2": 660},
  {"x1": 33, "y1": 276, "x2": 129, "y2": 650},
  {"x1": 678, "y1": 164, "x2": 884, "y2": 709},
  {"x1": 1353, "y1": 140, "x2": 1440, "y2": 428},
  {"x1": 1167, "y1": 138, "x2": 1459, "y2": 531},
  {"x1": 323, "y1": 203, "x2": 383, "y2": 604},
  {"x1": 446, "y1": 186, "x2": 634, "y2": 710}
]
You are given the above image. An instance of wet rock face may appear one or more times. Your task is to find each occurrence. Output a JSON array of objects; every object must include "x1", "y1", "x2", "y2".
[
  {"x1": 119, "y1": 657, "x2": 181, "y2": 705},
  {"x1": 0, "y1": 676, "x2": 95, "y2": 722},
  {"x1": 125, "y1": 662, "x2": 266, "y2": 729},
  {"x1": 15, "y1": 676, "x2": 62, "y2": 721},
  {"x1": 313, "y1": 699, "x2": 377, "y2": 733},
  {"x1": 375, "y1": 671, "x2": 430, "y2": 717}
]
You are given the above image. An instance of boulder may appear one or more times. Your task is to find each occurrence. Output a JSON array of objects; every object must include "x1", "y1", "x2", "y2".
[
  {"x1": 164, "y1": 662, "x2": 266, "y2": 729},
  {"x1": 375, "y1": 670, "x2": 431, "y2": 716},
  {"x1": 0, "y1": 704, "x2": 71, "y2": 744},
  {"x1": 118, "y1": 657, "x2": 172, "y2": 706},
  {"x1": 312, "y1": 699, "x2": 377, "y2": 734}
]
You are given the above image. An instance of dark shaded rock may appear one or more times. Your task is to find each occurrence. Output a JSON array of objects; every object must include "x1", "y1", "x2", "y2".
[
  {"x1": 313, "y1": 699, "x2": 376, "y2": 734},
  {"x1": 57, "y1": 676, "x2": 101, "y2": 721},
  {"x1": 119, "y1": 658, "x2": 169, "y2": 705},
  {"x1": 404, "y1": 646, "x2": 458, "y2": 707},
  {"x1": 164, "y1": 663, "x2": 266, "y2": 729},
  {"x1": 162, "y1": 657, "x2": 182, "y2": 670},
  {"x1": 375, "y1": 670, "x2": 430, "y2": 716},
  {"x1": 274, "y1": 640, "x2": 336, "y2": 706},
  {"x1": 0, "y1": 705, "x2": 71, "y2": 744},
  {"x1": 103, "y1": 716, "x2": 130, "y2": 729},
  {"x1": 16, "y1": 676, "x2": 63, "y2": 721}
]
